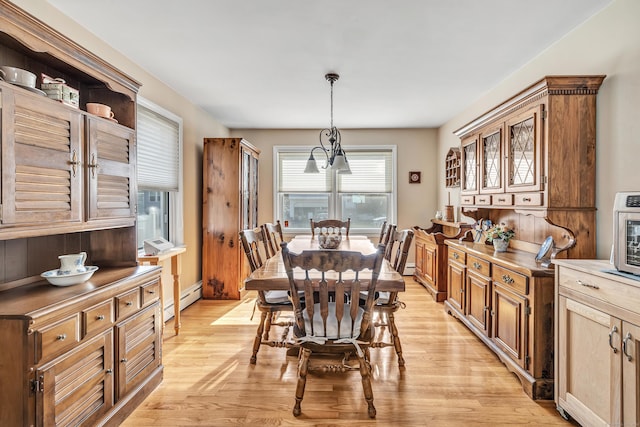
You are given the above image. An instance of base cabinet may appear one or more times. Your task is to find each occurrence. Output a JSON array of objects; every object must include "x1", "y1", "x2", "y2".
[
  {"x1": 0, "y1": 266, "x2": 163, "y2": 427},
  {"x1": 445, "y1": 241, "x2": 555, "y2": 400},
  {"x1": 413, "y1": 221, "x2": 473, "y2": 302},
  {"x1": 554, "y1": 260, "x2": 640, "y2": 427}
]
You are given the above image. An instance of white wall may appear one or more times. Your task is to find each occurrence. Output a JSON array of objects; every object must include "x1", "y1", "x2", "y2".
[{"x1": 437, "y1": 0, "x2": 640, "y2": 258}]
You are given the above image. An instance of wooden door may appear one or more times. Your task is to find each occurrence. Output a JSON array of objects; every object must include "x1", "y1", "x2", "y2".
[
  {"x1": 414, "y1": 238, "x2": 426, "y2": 280},
  {"x1": 623, "y1": 321, "x2": 640, "y2": 427},
  {"x1": 424, "y1": 244, "x2": 436, "y2": 286},
  {"x1": 557, "y1": 296, "x2": 621, "y2": 427},
  {"x1": 466, "y1": 271, "x2": 491, "y2": 336},
  {"x1": 505, "y1": 104, "x2": 544, "y2": 194},
  {"x1": 85, "y1": 116, "x2": 136, "y2": 221},
  {"x1": 447, "y1": 261, "x2": 466, "y2": 314},
  {"x1": 1, "y1": 87, "x2": 83, "y2": 226},
  {"x1": 115, "y1": 303, "x2": 161, "y2": 400},
  {"x1": 491, "y1": 282, "x2": 528, "y2": 369},
  {"x1": 36, "y1": 330, "x2": 114, "y2": 427}
]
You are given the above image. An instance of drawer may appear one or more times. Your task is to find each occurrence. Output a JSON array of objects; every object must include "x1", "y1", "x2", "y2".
[
  {"x1": 460, "y1": 195, "x2": 475, "y2": 205},
  {"x1": 448, "y1": 247, "x2": 466, "y2": 263},
  {"x1": 514, "y1": 192, "x2": 542, "y2": 206},
  {"x1": 493, "y1": 194, "x2": 514, "y2": 206},
  {"x1": 83, "y1": 299, "x2": 114, "y2": 337},
  {"x1": 475, "y1": 195, "x2": 492, "y2": 206},
  {"x1": 37, "y1": 314, "x2": 80, "y2": 362},
  {"x1": 116, "y1": 288, "x2": 141, "y2": 321},
  {"x1": 467, "y1": 255, "x2": 491, "y2": 277},
  {"x1": 492, "y1": 264, "x2": 528, "y2": 295},
  {"x1": 141, "y1": 280, "x2": 160, "y2": 305},
  {"x1": 558, "y1": 266, "x2": 640, "y2": 315}
]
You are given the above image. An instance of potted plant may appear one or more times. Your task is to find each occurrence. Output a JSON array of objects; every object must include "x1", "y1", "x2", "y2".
[{"x1": 485, "y1": 222, "x2": 515, "y2": 252}]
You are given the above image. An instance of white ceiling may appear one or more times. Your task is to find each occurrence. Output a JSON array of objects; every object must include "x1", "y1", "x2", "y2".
[{"x1": 49, "y1": 0, "x2": 612, "y2": 129}]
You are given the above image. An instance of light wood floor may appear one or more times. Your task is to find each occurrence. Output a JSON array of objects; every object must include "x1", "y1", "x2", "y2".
[{"x1": 122, "y1": 278, "x2": 575, "y2": 426}]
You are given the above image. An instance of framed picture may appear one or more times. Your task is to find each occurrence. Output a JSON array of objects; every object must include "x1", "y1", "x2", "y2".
[{"x1": 409, "y1": 171, "x2": 421, "y2": 184}]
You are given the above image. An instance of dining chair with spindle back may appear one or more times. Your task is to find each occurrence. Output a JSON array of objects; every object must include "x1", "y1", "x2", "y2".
[
  {"x1": 239, "y1": 227, "x2": 293, "y2": 364},
  {"x1": 366, "y1": 228, "x2": 413, "y2": 367},
  {"x1": 309, "y1": 218, "x2": 350, "y2": 238},
  {"x1": 263, "y1": 220, "x2": 284, "y2": 257},
  {"x1": 281, "y1": 241, "x2": 385, "y2": 418}
]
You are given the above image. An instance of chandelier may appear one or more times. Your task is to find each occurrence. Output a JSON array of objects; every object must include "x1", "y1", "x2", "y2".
[{"x1": 304, "y1": 73, "x2": 351, "y2": 174}]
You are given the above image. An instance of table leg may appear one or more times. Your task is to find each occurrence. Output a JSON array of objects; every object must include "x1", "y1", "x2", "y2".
[{"x1": 171, "y1": 254, "x2": 182, "y2": 335}]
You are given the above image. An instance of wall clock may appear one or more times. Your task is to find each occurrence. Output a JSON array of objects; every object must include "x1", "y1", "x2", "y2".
[{"x1": 409, "y1": 171, "x2": 421, "y2": 184}]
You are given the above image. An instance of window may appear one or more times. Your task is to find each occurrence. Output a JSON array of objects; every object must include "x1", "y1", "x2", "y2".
[
  {"x1": 274, "y1": 146, "x2": 396, "y2": 234},
  {"x1": 136, "y1": 97, "x2": 183, "y2": 250}
]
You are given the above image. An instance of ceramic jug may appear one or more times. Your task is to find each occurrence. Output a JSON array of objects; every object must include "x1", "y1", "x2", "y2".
[{"x1": 58, "y1": 251, "x2": 87, "y2": 274}]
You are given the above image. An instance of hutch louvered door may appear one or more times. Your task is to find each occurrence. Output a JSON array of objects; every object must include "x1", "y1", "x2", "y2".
[
  {"x1": 0, "y1": 85, "x2": 83, "y2": 225},
  {"x1": 85, "y1": 116, "x2": 136, "y2": 221}
]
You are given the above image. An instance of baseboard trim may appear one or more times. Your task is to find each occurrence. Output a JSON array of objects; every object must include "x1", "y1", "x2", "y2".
[
  {"x1": 403, "y1": 263, "x2": 416, "y2": 276},
  {"x1": 163, "y1": 280, "x2": 202, "y2": 320}
]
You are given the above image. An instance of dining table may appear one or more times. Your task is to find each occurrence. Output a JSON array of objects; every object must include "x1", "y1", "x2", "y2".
[{"x1": 244, "y1": 235, "x2": 405, "y2": 293}]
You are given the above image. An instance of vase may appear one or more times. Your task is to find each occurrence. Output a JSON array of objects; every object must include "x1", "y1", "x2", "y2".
[{"x1": 492, "y1": 238, "x2": 509, "y2": 252}]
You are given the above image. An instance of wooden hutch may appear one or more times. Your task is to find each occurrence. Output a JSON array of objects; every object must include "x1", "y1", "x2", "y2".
[
  {"x1": 0, "y1": 2, "x2": 162, "y2": 425},
  {"x1": 444, "y1": 75, "x2": 605, "y2": 400}
]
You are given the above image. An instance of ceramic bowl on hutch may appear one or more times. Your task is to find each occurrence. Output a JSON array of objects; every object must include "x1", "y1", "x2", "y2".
[
  {"x1": 0, "y1": 65, "x2": 37, "y2": 87},
  {"x1": 41, "y1": 266, "x2": 99, "y2": 286}
]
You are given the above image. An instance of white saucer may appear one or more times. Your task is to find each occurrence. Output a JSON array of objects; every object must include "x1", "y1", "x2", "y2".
[
  {"x1": 8, "y1": 81, "x2": 47, "y2": 96},
  {"x1": 41, "y1": 266, "x2": 99, "y2": 286}
]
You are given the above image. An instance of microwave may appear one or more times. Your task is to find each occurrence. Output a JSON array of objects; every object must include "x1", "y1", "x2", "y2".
[{"x1": 613, "y1": 192, "x2": 640, "y2": 275}]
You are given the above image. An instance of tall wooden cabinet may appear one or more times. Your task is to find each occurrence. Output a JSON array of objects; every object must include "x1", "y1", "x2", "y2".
[
  {"x1": 202, "y1": 138, "x2": 259, "y2": 300},
  {"x1": 0, "y1": 2, "x2": 161, "y2": 425},
  {"x1": 554, "y1": 260, "x2": 640, "y2": 427},
  {"x1": 455, "y1": 75, "x2": 605, "y2": 258}
]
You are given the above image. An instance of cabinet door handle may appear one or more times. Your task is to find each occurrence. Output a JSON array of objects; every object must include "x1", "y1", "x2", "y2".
[
  {"x1": 522, "y1": 197, "x2": 532, "y2": 202},
  {"x1": 88, "y1": 153, "x2": 99, "y2": 178},
  {"x1": 56, "y1": 333, "x2": 67, "y2": 341},
  {"x1": 501, "y1": 274, "x2": 514, "y2": 284},
  {"x1": 576, "y1": 279, "x2": 599, "y2": 289},
  {"x1": 473, "y1": 262, "x2": 481, "y2": 270},
  {"x1": 147, "y1": 289, "x2": 155, "y2": 294},
  {"x1": 453, "y1": 253, "x2": 460, "y2": 260},
  {"x1": 126, "y1": 301, "x2": 133, "y2": 306},
  {"x1": 105, "y1": 369, "x2": 113, "y2": 375},
  {"x1": 623, "y1": 332, "x2": 633, "y2": 361},
  {"x1": 497, "y1": 198, "x2": 506, "y2": 202},
  {"x1": 609, "y1": 325, "x2": 619, "y2": 353},
  {"x1": 96, "y1": 314, "x2": 105, "y2": 320},
  {"x1": 69, "y1": 149, "x2": 80, "y2": 177},
  {"x1": 121, "y1": 358, "x2": 128, "y2": 363}
]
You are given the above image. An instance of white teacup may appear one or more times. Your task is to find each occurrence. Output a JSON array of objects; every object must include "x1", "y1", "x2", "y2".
[
  {"x1": 86, "y1": 102, "x2": 114, "y2": 119},
  {"x1": 58, "y1": 251, "x2": 87, "y2": 275}
]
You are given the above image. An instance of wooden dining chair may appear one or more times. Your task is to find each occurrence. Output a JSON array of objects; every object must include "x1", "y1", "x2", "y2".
[
  {"x1": 281, "y1": 241, "x2": 385, "y2": 419},
  {"x1": 367, "y1": 228, "x2": 413, "y2": 367},
  {"x1": 379, "y1": 222, "x2": 396, "y2": 247},
  {"x1": 262, "y1": 220, "x2": 284, "y2": 257},
  {"x1": 239, "y1": 228, "x2": 293, "y2": 364},
  {"x1": 309, "y1": 218, "x2": 350, "y2": 238}
]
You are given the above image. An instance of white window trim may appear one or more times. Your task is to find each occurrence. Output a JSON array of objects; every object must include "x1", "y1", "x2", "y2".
[
  {"x1": 272, "y1": 144, "x2": 397, "y2": 234},
  {"x1": 137, "y1": 96, "x2": 184, "y2": 246}
]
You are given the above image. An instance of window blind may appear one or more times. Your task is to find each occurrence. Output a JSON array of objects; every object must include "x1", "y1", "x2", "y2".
[
  {"x1": 338, "y1": 151, "x2": 392, "y2": 192},
  {"x1": 137, "y1": 104, "x2": 180, "y2": 192},
  {"x1": 278, "y1": 151, "x2": 331, "y2": 192}
]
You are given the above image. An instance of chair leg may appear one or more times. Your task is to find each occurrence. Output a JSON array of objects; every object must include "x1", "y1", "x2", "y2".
[
  {"x1": 250, "y1": 311, "x2": 268, "y2": 364},
  {"x1": 357, "y1": 352, "x2": 376, "y2": 418},
  {"x1": 293, "y1": 347, "x2": 311, "y2": 417},
  {"x1": 263, "y1": 312, "x2": 274, "y2": 341},
  {"x1": 388, "y1": 312, "x2": 405, "y2": 367}
]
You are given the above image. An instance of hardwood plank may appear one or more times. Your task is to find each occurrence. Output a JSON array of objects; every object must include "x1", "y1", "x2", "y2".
[{"x1": 122, "y1": 278, "x2": 576, "y2": 426}]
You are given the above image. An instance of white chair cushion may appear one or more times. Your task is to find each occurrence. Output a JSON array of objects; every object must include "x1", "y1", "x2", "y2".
[
  {"x1": 264, "y1": 290, "x2": 290, "y2": 304},
  {"x1": 303, "y1": 302, "x2": 363, "y2": 339},
  {"x1": 359, "y1": 290, "x2": 391, "y2": 305}
]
